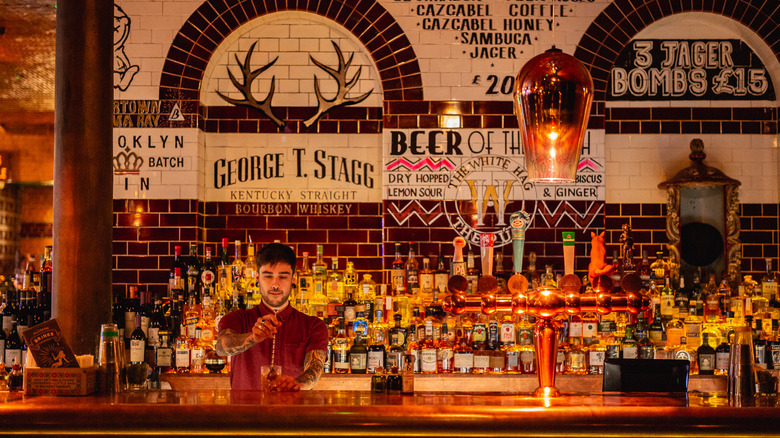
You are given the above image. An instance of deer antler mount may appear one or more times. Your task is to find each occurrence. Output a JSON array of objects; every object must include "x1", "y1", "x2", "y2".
[
  {"x1": 216, "y1": 41, "x2": 285, "y2": 129},
  {"x1": 303, "y1": 40, "x2": 374, "y2": 129}
]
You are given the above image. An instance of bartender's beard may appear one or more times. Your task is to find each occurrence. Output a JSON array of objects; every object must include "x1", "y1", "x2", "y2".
[{"x1": 260, "y1": 285, "x2": 291, "y2": 311}]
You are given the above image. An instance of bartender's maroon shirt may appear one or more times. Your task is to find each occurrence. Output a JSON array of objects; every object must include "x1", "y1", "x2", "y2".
[{"x1": 218, "y1": 302, "x2": 328, "y2": 390}]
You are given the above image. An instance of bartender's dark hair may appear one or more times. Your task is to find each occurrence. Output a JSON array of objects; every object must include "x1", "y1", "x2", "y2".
[{"x1": 257, "y1": 242, "x2": 297, "y2": 273}]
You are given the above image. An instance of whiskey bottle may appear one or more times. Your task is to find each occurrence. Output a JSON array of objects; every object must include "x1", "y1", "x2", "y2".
[
  {"x1": 244, "y1": 244, "x2": 259, "y2": 308},
  {"x1": 405, "y1": 242, "x2": 420, "y2": 297},
  {"x1": 218, "y1": 238, "x2": 232, "y2": 302},
  {"x1": 349, "y1": 333, "x2": 368, "y2": 374},
  {"x1": 367, "y1": 310, "x2": 387, "y2": 373},
  {"x1": 332, "y1": 318, "x2": 350, "y2": 374},
  {"x1": 170, "y1": 245, "x2": 187, "y2": 293},
  {"x1": 357, "y1": 274, "x2": 376, "y2": 323},
  {"x1": 297, "y1": 252, "x2": 312, "y2": 312},
  {"x1": 437, "y1": 322, "x2": 454, "y2": 373},
  {"x1": 344, "y1": 261, "x2": 359, "y2": 306},
  {"x1": 327, "y1": 257, "x2": 349, "y2": 304},
  {"x1": 391, "y1": 243, "x2": 406, "y2": 296},
  {"x1": 434, "y1": 253, "x2": 449, "y2": 296},
  {"x1": 697, "y1": 332, "x2": 716, "y2": 375},
  {"x1": 186, "y1": 243, "x2": 201, "y2": 302},
  {"x1": 419, "y1": 319, "x2": 439, "y2": 374},
  {"x1": 466, "y1": 250, "x2": 479, "y2": 295},
  {"x1": 419, "y1": 257, "x2": 435, "y2": 304},
  {"x1": 199, "y1": 246, "x2": 217, "y2": 300}
]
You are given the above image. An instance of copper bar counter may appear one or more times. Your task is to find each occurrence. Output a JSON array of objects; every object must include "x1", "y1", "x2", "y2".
[{"x1": 1, "y1": 388, "x2": 778, "y2": 437}]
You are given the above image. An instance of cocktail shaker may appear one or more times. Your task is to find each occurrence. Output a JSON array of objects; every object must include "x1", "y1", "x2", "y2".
[{"x1": 728, "y1": 325, "x2": 756, "y2": 404}]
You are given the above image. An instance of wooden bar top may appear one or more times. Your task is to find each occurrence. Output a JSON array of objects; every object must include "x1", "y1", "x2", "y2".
[{"x1": 0, "y1": 388, "x2": 778, "y2": 437}]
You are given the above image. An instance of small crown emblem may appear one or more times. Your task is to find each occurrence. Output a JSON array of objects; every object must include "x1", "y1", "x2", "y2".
[{"x1": 113, "y1": 149, "x2": 143, "y2": 175}]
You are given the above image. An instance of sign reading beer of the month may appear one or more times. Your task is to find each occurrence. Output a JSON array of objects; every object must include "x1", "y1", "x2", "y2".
[
  {"x1": 609, "y1": 39, "x2": 775, "y2": 100},
  {"x1": 384, "y1": 128, "x2": 606, "y2": 202}
]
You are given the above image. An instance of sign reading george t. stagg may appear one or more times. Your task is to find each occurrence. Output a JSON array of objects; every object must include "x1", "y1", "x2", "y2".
[{"x1": 609, "y1": 39, "x2": 775, "y2": 100}]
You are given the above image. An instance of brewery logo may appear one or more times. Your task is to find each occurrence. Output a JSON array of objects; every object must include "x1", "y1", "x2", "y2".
[{"x1": 444, "y1": 156, "x2": 537, "y2": 248}]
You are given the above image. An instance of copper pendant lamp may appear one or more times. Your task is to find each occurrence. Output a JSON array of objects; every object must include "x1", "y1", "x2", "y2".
[{"x1": 513, "y1": 46, "x2": 594, "y2": 183}]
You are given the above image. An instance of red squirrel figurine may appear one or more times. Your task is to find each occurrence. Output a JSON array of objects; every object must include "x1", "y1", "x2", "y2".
[{"x1": 588, "y1": 231, "x2": 615, "y2": 285}]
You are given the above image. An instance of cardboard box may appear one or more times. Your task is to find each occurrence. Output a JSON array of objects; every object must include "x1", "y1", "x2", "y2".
[{"x1": 23, "y1": 365, "x2": 97, "y2": 396}]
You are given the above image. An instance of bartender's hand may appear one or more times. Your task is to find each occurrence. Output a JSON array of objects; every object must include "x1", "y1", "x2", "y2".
[
  {"x1": 274, "y1": 375, "x2": 301, "y2": 392},
  {"x1": 251, "y1": 314, "x2": 281, "y2": 343}
]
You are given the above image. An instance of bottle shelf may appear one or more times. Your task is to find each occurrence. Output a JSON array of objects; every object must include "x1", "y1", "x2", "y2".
[{"x1": 161, "y1": 372, "x2": 728, "y2": 393}]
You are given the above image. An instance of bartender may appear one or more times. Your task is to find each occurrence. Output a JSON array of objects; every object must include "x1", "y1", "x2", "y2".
[{"x1": 216, "y1": 243, "x2": 329, "y2": 391}]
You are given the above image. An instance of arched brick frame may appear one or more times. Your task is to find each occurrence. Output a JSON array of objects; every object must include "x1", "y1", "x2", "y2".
[
  {"x1": 575, "y1": 0, "x2": 780, "y2": 120},
  {"x1": 158, "y1": 0, "x2": 423, "y2": 103}
]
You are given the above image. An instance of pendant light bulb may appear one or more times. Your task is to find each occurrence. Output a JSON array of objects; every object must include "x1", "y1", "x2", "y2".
[{"x1": 514, "y1": 47, "x2": 594, "y2": 183}]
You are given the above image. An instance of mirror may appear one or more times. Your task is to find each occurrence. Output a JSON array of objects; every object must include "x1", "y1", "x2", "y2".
[{"x1": 659, "y1": 139, "x2": 741, "y2": 288}]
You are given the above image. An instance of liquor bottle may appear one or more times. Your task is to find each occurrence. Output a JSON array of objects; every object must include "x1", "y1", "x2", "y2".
[
  {"x1": 401, "y1": 354, "x2": 415, "y2": 394},
  {"x1": 244, "y1": 244, "x2": 259, "y2": 308},
  {"x1": 40, "y1": 246, "x2": 52, "y2": 320},
  {"x1": 342, "y1": 288, "x2": 358, "y2": 329},
  {"x1": 0, "y1": 320, "x2": 6, "y2": 364},
  {"x1": 218, "y1": 238, "x2": 232, "y2": 301},
  {"x1": 310, "y1": 245, "x2": 329, "y2": 319},
  {"x1": 674, "y1": 336, "x2": 697, "y2": 374},
  {"x1": 703, "y1": 273, "x2": 723, "y2": 323},
  {"x1": 16, "y1": 290, "x2": 29, "y2": 335},
  {"x1": 155, "y1": 331, "x2": 173, "y2": 374},
  {"x1": 391, "y1": 243, "x2": 406, "y2": 296},
  {"x1": 683, "y1": 306, "x2": 703, "y2": 349},
  {"x1": 124, "y1": 286, "x2": 140, "y2": 341},
  {"x1": 637, "y1": 250, "x2": 651, "y2": 288},
  {"x1": 170, "y1": 245, "x2": 187, "y2": 293},
  {"x1": 231, "y1": 240, "x2": 246, "y2": 308},
  {"x1": 198, "y1": 246, "x2": 217, "y2": 300},
  {"x1": 174, "y1": 327, "x2": 191, "y2": 373},
  {"x1": 129, "y1": 313, "x2": 147, "y2": 365},
  {"x1": 405, "y1": 328, "x2": 421, "y2": 373},
  {"x1": 761, "y1": 258, "x2": 777, "y2": 303},
  {"x1": 466, "y1": 250, "x2": 479, "y2": 294},
  {"x1": 392, "y1": 284, "x2": 412, "y2": 327},
  {"x1": 453, "y1": 333, "x2": 474, "y2": 374},
  {"x1": 665, "y1": 309, "x2": 685, "y2": 348},
  {"x1": 419, "y1": 319, "x2": 439, "y2": 374},
  {"x1": 352, "y1": 310, "x2": 369, "y2": 342},
  {"x1": 621, "y1": 324, "x2": 639, "y2": 359},
  {"x1": 517, "y1": 314, "x2": 536, "y2": 374},
  {"x1": 697, "y1": 332, "x2": 716, "y2": 375},
  {"x1": 648, "y1": 304, "x2": 665, "y2": 347},
  {"x1": 191, "y1": 327, "x2": 208, "y2": 373},
  {"x1": 674, "y1": 277, "x2": 689, "y2": 319},
  {"x1": 327, "y1": 257, "x2": 345, "y2": 304},
  {"x1": 343, "y1": 261, "x2": 359, "y2": 310},
  {"x1": 437, "y1": 322, "x2": 454, "y2": 373},
  {"x1": 4, "y1": 323, "x2": 21, "y2": 372},
  {"x1": 357, "y1": 274, "x2": 376, "y2": 323},
  {"x1": 660, "y1": 277, "x2": 675, "y2": 324},
  {"x1": 332, "y1": 318, "x2": 350, "y2": 374},
  {"x1": 349, "y1": 333, "x2": 368, "y2": 374},
  {"x1": 297, "y1": 252, "x2": 312, "y2": 312},
  {"x1": 637, "y1": 317, "x2": 655, "y2": 360},
  {"x1": 418, "y1": 257, "x2": 435, "y2": 304},
  {"x1": 434, "y1": 253, "x2": 449, "y2": 296},
  {"x1": 184, "y1": 288, "x2": 201, "y2": 340},
  {"x1": 146, "y1": 295, "x2": 163, "y2": 348},
  {"x1": 494, "y1": 252, "x2": 509, "y2": 293},
  {"x1": 586, "y1": 335, "x2": 607, "y2": 375},
  {"x1": 388, "y1": 313, "x2": 407, "y2": 349},
  {"x1": 405, "y1": 242, "x2": 420, "y2": 297},
  {"x1": 367, "y1": 310, "x2": 387, "y2": 373},
  {"x1": 714, "y1": 335, "x2": 730, "y2": 376},
  {"x1": 185, "y1": 243, "x2": 201, "y2": 302},
  {"x1": 609, "y1": 250, "x2": 622, "y2": 290}
]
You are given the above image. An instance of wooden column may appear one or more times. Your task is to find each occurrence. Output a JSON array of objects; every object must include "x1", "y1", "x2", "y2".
[{"x1": 53, "y1": 0, "x2": 114, "y2": 354}]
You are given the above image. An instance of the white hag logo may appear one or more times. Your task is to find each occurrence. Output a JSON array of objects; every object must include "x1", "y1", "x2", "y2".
[{"x1": 444, "y1": 156, "x2": 537, "y2": 248}]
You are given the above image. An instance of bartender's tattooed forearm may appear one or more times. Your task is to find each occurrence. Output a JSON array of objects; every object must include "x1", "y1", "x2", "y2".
[
  {"x1": 296, "y1": 349, "x2": 327, "y2": 390},
  {"x1": 214, "y1": 328, "x2": 257, "y2": 356}
]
